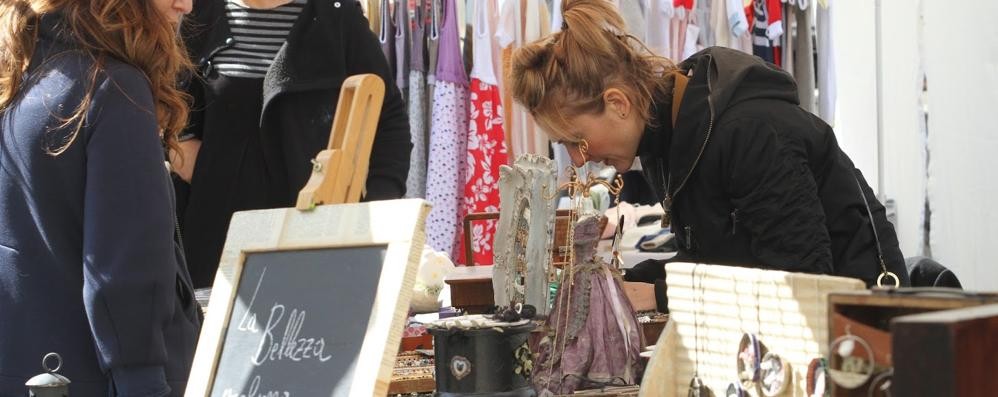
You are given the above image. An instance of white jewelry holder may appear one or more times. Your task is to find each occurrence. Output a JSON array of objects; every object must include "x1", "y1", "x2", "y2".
[{"x1": 493, "y1": 154, "x2": 557, "y2": 316}]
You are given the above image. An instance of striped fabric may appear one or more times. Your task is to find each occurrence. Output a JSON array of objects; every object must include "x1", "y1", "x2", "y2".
[{"x1": 213, "y1": 0, "x2": 305, "y2": 78}]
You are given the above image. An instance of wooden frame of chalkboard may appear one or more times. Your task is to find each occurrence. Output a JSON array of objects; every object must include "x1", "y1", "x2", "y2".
[{"x1": 185, "y1": 199, "x2": 430, "y2": 397}]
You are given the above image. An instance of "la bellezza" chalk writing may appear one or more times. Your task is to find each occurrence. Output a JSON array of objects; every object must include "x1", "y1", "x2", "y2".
[{"x1": 235, "y1": 267, "x2": 333, "y2": 366}]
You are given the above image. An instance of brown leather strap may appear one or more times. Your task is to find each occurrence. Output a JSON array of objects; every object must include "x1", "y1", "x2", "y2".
[{"x1": 671, "y1": 71, "x2": 690, "y2": 129}]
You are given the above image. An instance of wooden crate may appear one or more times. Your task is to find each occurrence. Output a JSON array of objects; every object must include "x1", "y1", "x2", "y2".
[
  {"x1": 444, "y1": 265, "x2": 495, "y2": 314},
  {"x1": 891, "y1": 303, "x2": 998, "y2": 396},
  {"x1": 828, "y1": 289, "x2": 998, "y2": 396}
]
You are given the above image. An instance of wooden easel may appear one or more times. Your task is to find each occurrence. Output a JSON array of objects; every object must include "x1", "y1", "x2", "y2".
[{"x1": 296, "y1": 74, "x2": 385, "y2": 210}]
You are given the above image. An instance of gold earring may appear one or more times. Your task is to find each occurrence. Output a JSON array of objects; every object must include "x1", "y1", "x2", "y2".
[{"x1": 577, "y1": 139, "x2": 589, "y2": 163}]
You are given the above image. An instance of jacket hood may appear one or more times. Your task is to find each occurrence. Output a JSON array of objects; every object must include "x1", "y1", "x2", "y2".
[
  {"x1": 638, "y1": 46, "x2": 799, "y2": 204},
  {"x1": 679, "y1": 46, "x2": 800, "y2": 115}
]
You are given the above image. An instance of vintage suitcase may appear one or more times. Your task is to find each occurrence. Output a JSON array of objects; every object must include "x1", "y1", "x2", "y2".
[
  {"x1": 892, "y1": 303, "x2": 998, "y2": 396},
  {"x1": 827, "y1": 289, "x2": 998, "y2": 396}
]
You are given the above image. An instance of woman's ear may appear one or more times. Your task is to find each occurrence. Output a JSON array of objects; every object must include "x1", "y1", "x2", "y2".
[{"x1": 603, "y1": 88, "x2": 632, "y2": 120}]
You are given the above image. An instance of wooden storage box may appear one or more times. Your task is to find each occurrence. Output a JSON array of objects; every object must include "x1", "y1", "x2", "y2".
[
  {"x1": 444, "y1": 265, "x2": 495, "y2": 314},
  {"x1": 891, "y1": 303, "x2": 998, "y2": 396},
  {"x1": 827, "y1": 289, "x2": 998, "y2": 396}
]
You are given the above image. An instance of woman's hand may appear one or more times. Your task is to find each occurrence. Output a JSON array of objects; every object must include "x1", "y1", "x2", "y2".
[{"x1": 169, "y1": 138, "x2": 201, "y2": 183}]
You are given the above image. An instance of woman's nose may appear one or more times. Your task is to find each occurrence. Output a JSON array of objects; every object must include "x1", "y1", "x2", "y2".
[{"x1": 176, "y1": 0, "x2": 193, "y2": 15}]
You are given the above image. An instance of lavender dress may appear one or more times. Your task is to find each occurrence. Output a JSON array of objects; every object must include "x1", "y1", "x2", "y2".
[
  {"x1": 533, "y1": 215, "x2": 645, "y2": 394},
  {"x1": 425, "y1": 0, "x2": 469, "y2": 254}
]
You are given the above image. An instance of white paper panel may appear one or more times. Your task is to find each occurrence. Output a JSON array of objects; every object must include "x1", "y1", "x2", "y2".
[
  {"x1": 879, "y1": 0, "x2": 928, "y2": 257},
  {"x1": 923, "y1": 0, "x2": 998, "y2": 291},
  {"x1": 644, "y1": 263, "x2": 864, "y2": 397}
]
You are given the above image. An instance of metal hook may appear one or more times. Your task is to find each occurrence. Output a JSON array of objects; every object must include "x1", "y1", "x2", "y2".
[{"x1": 42, "y1": 353, "x2": 62, "y2": 373}]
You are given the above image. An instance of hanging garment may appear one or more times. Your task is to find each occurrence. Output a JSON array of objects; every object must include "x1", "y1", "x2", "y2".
[
  {"x1": 696, "y1": 0, "x2": 715, "y2": 47},
  {"x1": 727, "y1": 0, "x2": 749, "y2": 37},
  {"x1": 617, "y1": 0, "x2": 647, "y2": 40},
  {"x1": 394, "y1": 0, "x2": 410, "y2": 98},
  {"x1": 454, "y1": 0, "x2": 508, "y2": 265},
  {"x1": 669, "y1": 2, "x2": 686, "y2": 61},
  {"x1": 721, "y1": 0, "x2": 754, "y2": 54},
  {"x1": 816, "y1": 1, "x2": 835, "y2": 124},
  {"x1": 768, "y1": 0, "x2": 784, "y2": 66},
  {"x1": 749, "y1": 0, "x2": 774, "y2": 63},
  {"x1": 367, "y1": 0, "x2": 380, "y2": 32},
  {"x1": 407, "y1": 0, "x2": 429, "y2": 199},
  {"x1": 498, "y1": 0, "x2": 551, "y2": 158},
  {"x1": 379, "y1": 0, "x2": 396, "y2": 79},
  {"x1": 550, "y1": 0, "x2": 564, "y2": 32},
  {"x1": 794, "y1": 3, "x2": 816, "y2": 113},
  {"x1": 683, "y1": 18, "x2": 701, "y2": 59},
  {"x1": 426, "y1": 0, "x2": 470, "y2": 255},
  {"x1": 669, "y1": 0, "x2": 698, "y2": 61},
  {"x1": 782, "y1": 2, "x2": 795, "y2": 75},
  {"x1": 427, "y1": 0, "x2": 441, "y2": 107},
  {"x1": 548, "y1": 2, "x2": 573, "y2": 185},
  {"x1": 646, "y1": 0, "x2": 674, "y2": 58},
  {"x1": 712, "y1": 0, "x2": 732, "y2": 48},
  {"x1": 747, "y1": 0, "x2": 784, "y2": 64},
  {"x1": 462, "y1": 0, "x2": 474, "y2": 77}
]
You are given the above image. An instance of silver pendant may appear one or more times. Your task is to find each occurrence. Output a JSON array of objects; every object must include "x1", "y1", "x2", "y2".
[
  {"x1": 688, "y1": 375, "x2": 708, "y2": 397},
  {"x1": 759, "y1": 352, "x2": 790, "y2": 396},
  {"x1": 737, "y1": 333, "x2": 761, "y2": 389},
  {"x1": 827, "y1": 333, "x2": 875, "y2": 389}
]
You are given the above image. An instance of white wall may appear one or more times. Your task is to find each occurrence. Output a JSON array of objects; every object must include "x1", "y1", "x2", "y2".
[
  {"x1": 829, "y1": 0, "x2": 879, "y2": 192},
  {"x1": 879, "y1": 0, "x2": 928, "y2": 258},
  {"x1": 832, "y1": 0, "x2": 931, "y2": 263},
  {"x1": 831, "y1": 0, "x2": 998, "y2": 291},
  {"x1": 922, "y1": 0, "x2": 998, "y2": 291}
]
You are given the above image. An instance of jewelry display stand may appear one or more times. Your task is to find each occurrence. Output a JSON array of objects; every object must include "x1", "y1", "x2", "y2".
[
  {"x1": 493, "y1": 154, "x2": 558, "y2": 316},
  {"x1": 640, "y1": 263, "x2": 865, "y2": 397}
]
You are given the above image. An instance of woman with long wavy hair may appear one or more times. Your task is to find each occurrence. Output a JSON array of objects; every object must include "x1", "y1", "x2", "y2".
[{"x1": 0, "y1": 0, "x2": 200, "y2": 395}]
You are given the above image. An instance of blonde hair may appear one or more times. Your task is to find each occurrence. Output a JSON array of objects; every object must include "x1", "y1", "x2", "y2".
[
  {"x1": 510, "y1": 0, "x2": 678, "y2": 142},
  {"x1": 0, "y1": 0, "x2": 192, "y2": 155}
]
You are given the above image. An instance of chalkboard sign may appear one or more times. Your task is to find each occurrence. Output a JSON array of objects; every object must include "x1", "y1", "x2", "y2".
[
  {"x1": 210, "y1": 247, "x2": 385, "y2": 397},
  {"x1": 186, "y1": 199, "x2": 430, "y2": 397}
]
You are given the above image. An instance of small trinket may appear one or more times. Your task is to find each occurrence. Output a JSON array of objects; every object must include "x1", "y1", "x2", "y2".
[
  {"x1": 725, "y1": 382, "x2": 746, "y2": 397},
  {"x1": 737, "y1": 333, "x2": 761, "y2": 388},
  {"x1": 806, "y1": 358, "x2": 830, "y2": 397},
  {"x1": 827, "y1": 329, "x2": 875, "y2": 389},
  {"x1": 450, "y1": 356, "x2": 472, "y2": 381},
  {"x1": 759, "y1": 352, "x2": 790, "y2": 396},
  {"x1": 688, "y1": 375, "x2": 708, "y2": 397}
]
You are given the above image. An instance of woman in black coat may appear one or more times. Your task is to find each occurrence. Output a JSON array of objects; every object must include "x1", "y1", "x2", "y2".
[
  {"x1": 510, "y1": 0, "x2": 908, "y2": 287},
  {"x1": 0, "y1": 0, "x2": 199, "y2": 395},
  {"x1": 173, "y1": 0, "x2": 411, "y2": 288}
]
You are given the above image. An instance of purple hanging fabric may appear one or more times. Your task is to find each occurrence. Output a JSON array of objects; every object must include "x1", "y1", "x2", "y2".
[
  {"x1": 435, "y1": 0, "x2": 468, "y2": 87},
  {"x1": 425, "y1": 0, "x2": 470, "y2": 254}
]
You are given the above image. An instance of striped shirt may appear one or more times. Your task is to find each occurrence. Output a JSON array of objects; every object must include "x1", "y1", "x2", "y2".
[{"x1": 213, "y1": 0, "x2": 306, "y2": 78}]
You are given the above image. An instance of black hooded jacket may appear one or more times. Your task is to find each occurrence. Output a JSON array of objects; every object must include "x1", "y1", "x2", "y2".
[
  {"x1": 177, "y1": 0, "x2": 411, "y2": 287},
  {"x1": 637, "y1": 47, "x2": 909, "y2": 287}
]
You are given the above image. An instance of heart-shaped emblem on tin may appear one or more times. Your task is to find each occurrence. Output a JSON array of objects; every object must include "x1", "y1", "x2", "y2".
[{"x1": 450, "y1": 356, "x2": 472, "y2": 381}]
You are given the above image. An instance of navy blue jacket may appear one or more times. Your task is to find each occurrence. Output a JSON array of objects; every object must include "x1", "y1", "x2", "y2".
[{"x1": 0, "y1": 16, "x2": 200, "y2": 396}]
